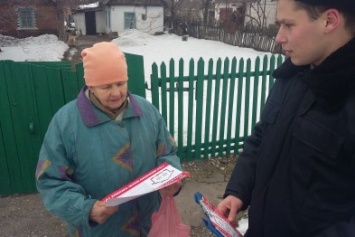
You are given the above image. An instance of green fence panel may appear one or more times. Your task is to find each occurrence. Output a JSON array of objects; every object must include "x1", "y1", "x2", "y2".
[
  {"x1": 260, "y1": 55, "x2": 269, "y2": 112},
  {"x1": 211, "y1": 58, "x2": 222, "y2": 157},
  {"x1": 251, "y1": 57, "x2": 261, "y2": 131},
  {"x1": 27, "y1": 61, "x2": 72, "y2": 70},
  {"x1": 11, "y1": 62, "x2": 45, "y2": 193},
  {"x1": 45, "y1": 67, "x2": 67, "y2": 113},
  {"x1": 218, "y1": 58, "x2": 230, "y2": 156},
  {"x1": 75, "y1": 62, "x2": 85, "y2": 90},
  {"x1": 161, "y1": 63, "x2": 168, "y2": 122},
  {"x1": 62, "y1": 68, "x2": 81, "y2": 103},
  {"x1": 203, "y1": 59, "x2": 214, "y2": 158},
  {"x1": 0, "y1": 121, "x2": 11, "y2": 196},
  {"x1": 30, "y1": 64, "x2": 56, "y2": 138},
  {"x1": 168, "y1": 59, "x2": 176, "y2": 136},
  {"x1": 1, "y1": 53, "x2": 284, "y2": 194},
  {"x1": 0, "y1": 61, "x2": 26, "y2": 194},
  {"x1": 150, "y1": 55, "x2": 285, "y2": 161},
  {"x1": 186, "y1": 59, "x2": 195, "y2": 161},
  {"x1": 0, "y1": 52, "x2": 146, "y2": 196},
  {"x1": 0, "y1": 61, "x2": 14, "y2": 196},
  {"x1": 226, "y1": 57, "x2": 237, "y2": 155},
  {"x1": 243, "y1": 59, "x2": 252, "y2": 141},
  {"x1": 194, "y1": 59, "x2": 204, "y2": 160},
  {"x1": 151, "y1": 63, "x2": 160, "y2": 109},
  {"x1": 126, "y1": 53, "x2": 146, "y2": 98},
  {"x1": 234, "y1": 58, "x2": 245, "y2": 154},
  {"x1": 269, "y1": 55, "x2": 277, "y2": 91},
  {"x1": 177, "y1": 59, "x2": 184, "y2": 159}
]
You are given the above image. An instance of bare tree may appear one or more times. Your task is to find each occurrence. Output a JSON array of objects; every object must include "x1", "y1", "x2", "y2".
[
  {"x1": 212, "y1": 0, "x2": 270, "y2": 29},
  {"x1": 162, "y1": 0, "x2": 185, "y2": 28},
  {"x1": 244, "y1": 0, "x2": 268, "y2": 29},
  {"x1": 202, "y1": 0, "x2": 213, "y2": 26}
]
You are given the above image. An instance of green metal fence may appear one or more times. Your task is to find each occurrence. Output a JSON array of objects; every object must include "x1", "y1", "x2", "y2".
[
  {"x1": 0, "y1": 53, "x2": 145, "y2": 196},
  {"x1": 150, "y1": 54, "x2": 285, "y2": 161}
]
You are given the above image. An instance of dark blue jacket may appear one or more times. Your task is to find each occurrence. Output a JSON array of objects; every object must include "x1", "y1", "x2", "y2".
[{"x1": 225, "y1": 38, "x2": 355, "y2": 237}]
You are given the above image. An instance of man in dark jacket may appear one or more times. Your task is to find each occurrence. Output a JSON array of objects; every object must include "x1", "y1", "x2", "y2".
[{"x1": 217, "y1": 0, "x2": 355, "y2": 236}]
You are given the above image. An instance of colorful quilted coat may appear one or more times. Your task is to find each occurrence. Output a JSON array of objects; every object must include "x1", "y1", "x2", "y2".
[{"x1": 35, "y1": 87, "x2": 182, "y2": 237}]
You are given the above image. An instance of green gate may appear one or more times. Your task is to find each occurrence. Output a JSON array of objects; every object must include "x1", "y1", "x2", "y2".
[
  {"x1": 150, "y1": 54, "x2": 285, "y2": 161},
  {"x1": 0, "y1": 53, "x2": 145, "y2": 196}
]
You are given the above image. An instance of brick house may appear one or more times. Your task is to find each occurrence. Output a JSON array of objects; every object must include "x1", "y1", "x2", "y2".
[{"x1": 0, "y1": 0, "x2": 59, "y2": 38}]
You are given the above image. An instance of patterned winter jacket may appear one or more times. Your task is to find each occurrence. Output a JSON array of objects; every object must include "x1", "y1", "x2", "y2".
[{"x1": 36, "y1": 87, "x2": 182, "y2": 237}]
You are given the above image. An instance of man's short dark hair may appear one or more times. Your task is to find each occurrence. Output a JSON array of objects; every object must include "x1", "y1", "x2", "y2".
[{"x1": 294, "y1": 1, "x2": 355, "y2": 36}]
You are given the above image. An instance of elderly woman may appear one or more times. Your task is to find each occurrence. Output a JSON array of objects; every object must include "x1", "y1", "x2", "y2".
[{"x1": 36, "y1": 42, "x2": 182, "y2": 237}]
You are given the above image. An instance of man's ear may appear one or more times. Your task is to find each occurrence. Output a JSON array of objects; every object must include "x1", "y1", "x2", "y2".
[{"x1": 323, "y1": 9, "x2": 341, "y2": 33}]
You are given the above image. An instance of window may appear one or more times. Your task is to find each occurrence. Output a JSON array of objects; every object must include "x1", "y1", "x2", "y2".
[
  {"x1": 124, "y1": 12, "x2": 136, "y2": 29},
  {"x1": 106, "y1": 8, "x2": 111, "y2": 28},
  {"x1": 17, "y1": 7, "x2": 35, "y2": 29}
]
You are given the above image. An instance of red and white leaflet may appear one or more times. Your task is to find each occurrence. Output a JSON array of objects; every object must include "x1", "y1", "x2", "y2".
[
  {"x1": 198, "y1": 195, "x2": 242, "y2": 237},
  {"x1": 101, "y1": 162, "x2": 189, "y2": 207}
]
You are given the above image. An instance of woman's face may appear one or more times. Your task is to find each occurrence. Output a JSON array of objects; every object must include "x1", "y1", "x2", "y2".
[{"x1": 89, "y1": 81, "x2": 128, "y2": 111}]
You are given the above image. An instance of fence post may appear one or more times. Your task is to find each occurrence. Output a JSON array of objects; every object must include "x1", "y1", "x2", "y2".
[
  {"x1": 125, "y1": 53, "x2": 146, "y2": 98},
  {"x1": 151, "y1": 63, "x2": 160, "y2": 109}
]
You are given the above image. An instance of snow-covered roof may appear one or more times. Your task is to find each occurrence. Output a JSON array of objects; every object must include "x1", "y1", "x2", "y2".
[{"x1": 76, "y1": 1, "x2": 100, "y2": 10}]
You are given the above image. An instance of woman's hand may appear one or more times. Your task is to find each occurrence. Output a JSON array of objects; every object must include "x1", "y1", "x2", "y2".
[
  {"x1": 89, "y1": 201, "x2": 119, "y2": 224},
  {"x1": 159, "y1": 181, "x2": 182, "y2": 197}
]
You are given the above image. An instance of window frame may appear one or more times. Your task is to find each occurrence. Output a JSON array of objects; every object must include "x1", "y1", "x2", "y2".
[
  {"x1": 17, "y1": 6, "x2": 36, "y2": 29},
  {"x1": 124, "y1": 12, "x2": 136, "y2": 29}
]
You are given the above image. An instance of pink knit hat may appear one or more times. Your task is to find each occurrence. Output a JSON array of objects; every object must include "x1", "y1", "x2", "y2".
[{"x1": 81, "y1": 42, "x2": 128, "y2": 86}]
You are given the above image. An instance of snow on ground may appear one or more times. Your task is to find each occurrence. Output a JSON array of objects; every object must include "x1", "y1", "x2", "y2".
[
  {"x1": 0, "y1": 30, "x2": 273, "y2": 78},
  {"x1": 115, "y1": 30, "x2": 273, "y2": 79},
  {"x1": 0, "y1": 30, "x2": 276, "y2": 90},
  {"x1": 116, "y1": 29, "x2": 271, "y2": 63},
  {"x1": 0, "y1": 34, "x2": 68, "y2": 61}
]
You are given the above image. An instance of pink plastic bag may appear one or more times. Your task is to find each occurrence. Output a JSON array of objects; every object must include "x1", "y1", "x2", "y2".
[{"x1": 148, "y1": 196, "x2": 191, "y2": 237}]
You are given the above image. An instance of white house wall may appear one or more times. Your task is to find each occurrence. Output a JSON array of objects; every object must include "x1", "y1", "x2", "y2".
[
  {"x1": 246, "y1": 0, "x2": 276, "y2": 27},
  {"x1": 109, "y1": 6, "x2": 163, "y2": 35},
  {"x1": 73, "y1": 10, "x2": 110, "y2": 35},
  {"x1": 215, "y1": 2, "x2": 242, "y2": 21},
  {"x1": 73, "y1": 13, "x2": 86, "y2": 35},
  {"x1": 265, "y1": 1, "x2": 277, "y2": 26},
  {"x1": 95, "y1": 10, "x2": 106, "y2": 34}
]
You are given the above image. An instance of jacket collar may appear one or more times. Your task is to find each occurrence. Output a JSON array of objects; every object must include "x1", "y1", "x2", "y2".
[
  {"x1": 76, "y1": 86, "x2": 143, "y2": 126},
  {"x1": 273, "y1": 37, "x2": 355, "y2": 110}
]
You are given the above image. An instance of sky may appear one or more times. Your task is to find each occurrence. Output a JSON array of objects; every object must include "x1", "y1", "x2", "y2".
[{"x1": 0, "y1": 30, "x2": 275, "y2": 235}]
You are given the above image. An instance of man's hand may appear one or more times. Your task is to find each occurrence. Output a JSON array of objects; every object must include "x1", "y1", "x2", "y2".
[
  {"x1": 89, "y1": 201, "x2": 119, "y2": 224},
  {"x1": 217, "y1": 195, "x2": 243, "y2": 226},
  {"x1": 159, "y1": 181, "x2": 182, "y2": 197}
]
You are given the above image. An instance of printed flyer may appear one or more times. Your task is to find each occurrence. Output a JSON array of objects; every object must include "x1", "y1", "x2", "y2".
[
  {"x1": 101, "y1": 162, "x2": 189, "y2": 207},
  {"x1": 195, "y1": 192, "x2": 243, "y2": 237}
]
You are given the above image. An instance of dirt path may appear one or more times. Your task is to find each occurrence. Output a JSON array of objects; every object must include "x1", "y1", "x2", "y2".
[{"x1": 63, "y1": 34, "x2": 113, "y2": 67}]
